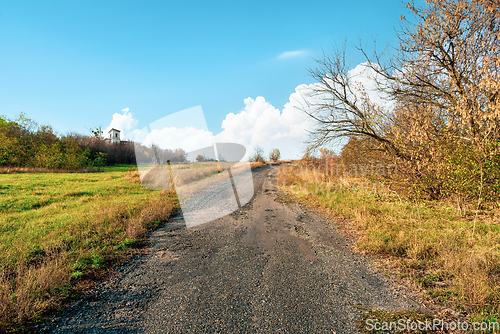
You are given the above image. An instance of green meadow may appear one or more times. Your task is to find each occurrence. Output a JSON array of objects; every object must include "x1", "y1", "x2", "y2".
[{"x1": 0, "y1": 165, "x2": 178, "y2": 331}]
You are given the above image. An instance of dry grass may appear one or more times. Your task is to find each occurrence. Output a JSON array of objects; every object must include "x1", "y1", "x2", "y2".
[
  {"x1": 249, "y1": 161, "x2": 266, "y2": 169},
  {"x1": 135, "y1": 162, "x2": 230, "y2": 190},
  {"x1": 0, "y1": 250, "x2": 70, "y2": 331},
  {"x1": 129, "y1": 161, "x2": 267, "y2": 191},
  {"x1": 0, "y1": 166, "x2": 178, "y2": 331},
  {"x1": 0, "y1": 161, "x2": 264, "y2": 331},
  {"x1": 277, "y1": 163, "x2": 500, "y2": 319}
]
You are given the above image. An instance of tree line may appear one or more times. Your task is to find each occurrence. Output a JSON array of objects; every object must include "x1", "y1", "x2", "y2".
[
  {"x1": 0, "y1": 114, "x2": 187, "y2": 169},
  {"x1": 249, "y1": 147, "x2": 281, "y2": 163}
]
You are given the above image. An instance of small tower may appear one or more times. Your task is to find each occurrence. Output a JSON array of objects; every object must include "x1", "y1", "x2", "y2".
[{"x1": 108, "y1": 128, "x2": 121, "y2": 144}]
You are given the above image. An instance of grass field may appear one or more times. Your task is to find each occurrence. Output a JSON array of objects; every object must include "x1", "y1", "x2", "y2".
[
  {"x1": 0, "y1": 165, "x2": 178, "y2": 331},
  {"x1": 277, "y1": 163, "x2": 500, "y2": 325}
]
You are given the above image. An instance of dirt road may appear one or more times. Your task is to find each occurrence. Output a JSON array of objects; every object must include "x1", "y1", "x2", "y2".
[{"x1": 37, "y1": 166, "x2": 421, "y2": 333}]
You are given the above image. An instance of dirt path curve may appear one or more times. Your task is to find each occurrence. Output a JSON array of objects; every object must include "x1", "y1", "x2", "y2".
[{"x1": 36, "y1": 166, "x2": 422, "y2": 333}]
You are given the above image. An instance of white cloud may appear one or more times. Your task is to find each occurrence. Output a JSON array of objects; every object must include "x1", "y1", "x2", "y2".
[
  {"x1": 142, "y1": 127, "x2": 214, "y2": 153},
  {"x1": 347, "y1": 62, "x2": 393, "y2": 109},
  {"x1": 121, "y1": 107, "x2": 130, "y2": 112},
  {"x1": 212, "y1": 63, "x2": 391, "y2": 160},
  {"x1": 278, "y1": 50, "x2": 308, "y2": 59},
  {"x1": 107, "y1": 62, "x2": 388, "y2": 160},
  {"x1": 214, "y1": 90, "x2": 315, "y2": 160},
  {"x1": 104, "y1": 110, "x2": 139, "y2": 139}
]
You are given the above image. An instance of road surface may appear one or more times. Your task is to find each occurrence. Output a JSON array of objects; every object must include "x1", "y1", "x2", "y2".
[{"x1": 36, "y1": 165, "x2": 421, "y2": 333}]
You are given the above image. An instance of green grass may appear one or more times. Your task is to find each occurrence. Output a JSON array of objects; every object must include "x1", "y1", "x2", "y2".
[
  {"x1": 0, "y1": 165, "x2": 178, "y2": 331},
  {"x1": 1, "y1": 165, "x2": 160, "y2": 267}
]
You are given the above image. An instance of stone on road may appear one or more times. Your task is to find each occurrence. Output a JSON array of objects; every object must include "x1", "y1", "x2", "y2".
[{"x1": 36, "y1": 166, "x2": 420, "y2": 333}]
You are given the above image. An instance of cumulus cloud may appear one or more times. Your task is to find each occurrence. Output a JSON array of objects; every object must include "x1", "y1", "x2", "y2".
[
  {"x1": 142, "y1": 127, "x2": 214, "y2": 153},
  {"x1": 215, "y1": 88, "x2": 315, "y2": 160},
  {"x1": 104, "y1": 109, "x2": 139, "y2": 140},
  {"x1": 347, "y1": 62, "x2": 393, "y2": 109},
  {"x1": 278, "y1": 50, "x2": 308, "y2": 59},
  {"x1": 213, "y1": 63, "x2": 391, "y2": 159},
  {"x1": 121, "y1": 107, "x2": 130, "y2": 112},
  {"x1": 127, "y1": 105, "x2": 216, "y2": 158},
  {"x1": 106, "y1": 62, "x2": 388, "y2": 160},
  {"x1": 106, "y1": 97, "x2": 315, "y2": 160}
]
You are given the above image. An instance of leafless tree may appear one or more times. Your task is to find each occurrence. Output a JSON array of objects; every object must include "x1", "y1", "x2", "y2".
[
  {"x1": 303, "y1": 45, "x2": 402, "y2": 158},
  {"x1": 303, "y1": 0, "x2": 500, "y2": 156},
  {"x1": 301, "y1": 0, "x2": 500, "y2": 201}
]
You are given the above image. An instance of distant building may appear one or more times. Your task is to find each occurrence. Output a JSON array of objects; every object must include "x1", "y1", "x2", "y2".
[{"x1": 104, "y1": 128, "x2": 130, "y2": 144}]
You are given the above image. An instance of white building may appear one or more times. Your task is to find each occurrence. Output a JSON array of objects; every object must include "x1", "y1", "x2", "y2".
[
  {"x1": 107, "y1": 128, "x2": 121, "y2": 144},
  {"x1": 104, "y1": 128, "x2": 132, "y2": 145}
]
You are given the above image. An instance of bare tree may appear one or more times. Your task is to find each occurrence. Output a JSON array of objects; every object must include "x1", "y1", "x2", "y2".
[
  {"x1": 303, "y1": 0, "x2": 499, "y2": 157},
  {"x1": 302, "y1": 0, "x2": 500, "y2": 201},
  {"x1": 302, "y1": 45, "x2": 402, "y2": 157}
]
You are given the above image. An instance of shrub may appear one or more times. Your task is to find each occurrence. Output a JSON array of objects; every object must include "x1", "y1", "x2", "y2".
[
  {"x1": 268, "y1": 148, "x2": 281, "y2": 162},
  {"x1": 250, "y1": 146, "x2": 265, "y2": 163}
]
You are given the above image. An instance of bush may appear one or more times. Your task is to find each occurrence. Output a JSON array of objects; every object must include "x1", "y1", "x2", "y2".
[
  {"x1": 302, "y1": 0, "x2": 500, "y2": 207},
  {"x1": 0, "y1": 114, "x2": 122, "y2": 169},
  {"x1": 268, "y1": 148, "x2": 281, "y2": 162},
  {"x1": 0, "y1": 115, "x2": 88, "y2": 169},
  {"x1": 250, "y1": 146, "x2": 265, "y2": 163}
]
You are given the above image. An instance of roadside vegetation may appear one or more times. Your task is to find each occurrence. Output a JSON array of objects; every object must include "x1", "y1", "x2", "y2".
[
  {"x1": 288, "y1": 0, "x2": 500, "y2": 326},
  {"x1": 0, "y1": 165, "x2": 178, "y2": 332},
  {"x1": 268, "y1": 148, "x2": 281, "y2": 163},
  {"x1": 0, "y1": 131, "x2": 264, "y2": 332},
  {"x1": 278, "y1": 157, "x2": 500, "y2": 321}
]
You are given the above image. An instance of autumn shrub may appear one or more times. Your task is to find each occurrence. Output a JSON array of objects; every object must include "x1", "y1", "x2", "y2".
[{"x1": 268, "y1": 148, "x2": 281, "y2": 162}]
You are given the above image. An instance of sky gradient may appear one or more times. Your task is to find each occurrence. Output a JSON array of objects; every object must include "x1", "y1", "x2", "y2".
[{"x1": 0, "y1": 0, "x2": 419, "y2": 158}]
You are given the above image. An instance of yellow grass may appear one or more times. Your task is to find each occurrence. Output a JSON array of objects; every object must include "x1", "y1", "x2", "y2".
[{"x1": 277, "y1": 163, "x2": 500, "y2": 319}]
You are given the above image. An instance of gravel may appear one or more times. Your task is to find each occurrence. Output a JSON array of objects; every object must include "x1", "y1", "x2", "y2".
[{"x1": 35, "y1": 166, "x2": 422, "y2": 333}]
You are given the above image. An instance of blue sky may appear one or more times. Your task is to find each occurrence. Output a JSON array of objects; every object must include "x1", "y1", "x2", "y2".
[{"x1": 0, "y1": 0, "x2": 418, "y2": 158}]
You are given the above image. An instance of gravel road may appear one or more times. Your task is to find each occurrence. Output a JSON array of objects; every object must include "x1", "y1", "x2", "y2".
[{"x1": 36, "y1": 165, "x2": 422, "y2": 333}]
